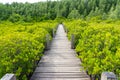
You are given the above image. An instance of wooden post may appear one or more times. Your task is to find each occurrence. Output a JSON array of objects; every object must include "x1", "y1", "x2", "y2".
[
  {"x1": 62, "y1": 24, "x2": 67, "y2": 33},
  {"x1": 101, "y1": 72, "x2": 117, "y2": 80},
  {"x1": 56, "y1": 24, "x2": 59, "y2": 30},
  {"x1": 63, "y1": 26, "x2": 66, "y2": 33},
  {"x1": 65, "y1": 28, "x2": 68, "y2": 33},
  {"x1": 1, "y1": 74, "x2": 16, "y2": 80},
  {"x1": 71, "y1": 34, "x2": 75, "y2": 49},
  {"x1": 45, "y1": 34, "x2": 50, "y2": 50},
  {"x1": 52, "y1": 29, "x2": 55, "y2": 38},
  {"x1": 62, "y1": 24, "x2": 65, "y2": 32},
  {"x1": 91, "y1": 75, "x2": 95, "y2": 80}
]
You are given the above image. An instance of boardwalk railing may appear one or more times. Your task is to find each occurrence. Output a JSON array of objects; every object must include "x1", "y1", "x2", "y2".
[
  {"x1": 71, "y1": 34, "x2": 75, "y2": 49},
  {"x1": 62, "y1": 24, "x2": 68, "y2": 33},
  {"x1": 1, "y1": 74, "x2": 16, "y2": 80},
  {"x1": 52, "y1": 28, "x2": 55, "y2": 38},
  {"x1": 45, "y1": 28, "x2": 57, "y2": 50},
  {"x1": 45, "y1": 34, "x2": 50, "y2": 50},
  {"x1": 101, "y1": 72, "x2": 117, "y2": 80}
]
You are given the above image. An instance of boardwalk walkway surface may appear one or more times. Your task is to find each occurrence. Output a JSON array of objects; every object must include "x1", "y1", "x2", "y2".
[{"x1": 30, "y1": 24, "x2": 90, "y2": 80}]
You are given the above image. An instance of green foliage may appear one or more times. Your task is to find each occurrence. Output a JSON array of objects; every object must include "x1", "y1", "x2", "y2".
[
  {"x1": 23, "y1": 15, "x2": 33, "y2": 22},
  {"x1": 114, "y1": 4, "x2": 120, "y2": 19},
  {"x1": 0, "y1": 0, "x2": 120, "y2": 21},
  {"x1": 9, "y1": 13, "x2": 22, "y2": 22},
  {"x1": 0, "y1": 0, "x2": 120, "y2": 79},
  {"x1": 64, "y1": 19, "x2": 120, "y2": 79},
  {"x1": 0, "y1": 32, "x2": 44, "y2": 79},
  {"x1": 0, "y1": 21, "x2": 57, "y2": 79},
  {"x1": 68, "y1": 8, "x2": 80, "y2": 19}
]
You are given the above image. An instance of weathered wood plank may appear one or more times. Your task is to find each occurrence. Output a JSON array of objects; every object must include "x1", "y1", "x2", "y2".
[
  {"x1": 44, "y1": 50, "x2": 75, "y2": 54},
  {"x1": 40, "y1": 58, "x2": 80, "y2": 62},
  {"x1": 30, "y1": 77, "x2": 90, "y2": 80},
  {"x1": 43, "y1": 54, "x2": 77, "y2": 58},
  {"x1": 31, "y1": 72, "x2": 89, "y2": 78},
  {"x1": 34, "y1": 67, "x2": 84, "y2": 73},
  {"x1": 38, "y1": 62, "x2": 81, "y2": 67}
]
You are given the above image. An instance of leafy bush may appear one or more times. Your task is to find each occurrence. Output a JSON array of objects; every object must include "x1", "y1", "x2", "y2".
[
  {"x1": 9, "y1": 13, "x2": 22, "y2": 23},
  {"x1": 64, "y1": 19, "x2": 120, "y2": 79},
  {"x1": 0, "y1": 21, "x2": 57, "y2": 79}
]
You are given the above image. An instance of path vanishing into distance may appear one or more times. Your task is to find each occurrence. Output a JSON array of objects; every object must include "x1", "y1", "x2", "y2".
[{"x1": 30, "y1": 24, "x2": 90, "y2": 80}]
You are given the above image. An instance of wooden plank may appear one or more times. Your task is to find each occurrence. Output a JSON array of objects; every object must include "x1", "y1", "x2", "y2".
[
  {"x1": 34, "y1": 67, "x2": 85, "y2": 73},
  {"x1": 44, "y1": 51, "x2": 76, "y2": 54},
  {"x1": 43, "y1": 53, "x2": 77, "y2": 57},
  {"x1": 40, "y1": 58, "x2": 80, "y2": 62},
  {"x1": 31, "y1": 72, "x2": 89, "y2": 78},
  {"x1": 38, "y1": 62, "x2": 81, "y2": 67},
  {"x1": 30, "y1": 77, "x2": 90, "y2": 80},
  {"x1": 44, "y1": 50, "x2": 75, "y2": 54}
]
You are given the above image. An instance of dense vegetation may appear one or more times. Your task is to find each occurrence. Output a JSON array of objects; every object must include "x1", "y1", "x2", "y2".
[
  {"x1": 64, "y1": 19, "x2": 120, "y2": 79},
  {"x1": 0, "y1": 0, "x2": 120, "y2": 80},
  {"x1": 0, "y1": 0, "x2": 120, "y2": 22},
  {"x1": 0, "y1": 21, "x2": 57, "y2": 79}
]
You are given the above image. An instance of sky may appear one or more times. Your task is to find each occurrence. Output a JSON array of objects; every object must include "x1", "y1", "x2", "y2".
[{"x1": 0, "y1": 0, "x2": 57, "y2": 4}]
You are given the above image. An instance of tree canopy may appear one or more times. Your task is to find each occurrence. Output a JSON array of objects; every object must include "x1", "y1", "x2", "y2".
[{"x1": 0, "y1": 0, "x2": 120, "y2": 22}]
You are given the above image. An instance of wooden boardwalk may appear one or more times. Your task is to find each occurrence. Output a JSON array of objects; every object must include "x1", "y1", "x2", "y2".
[{"x1": 30, "y1": 24, "x2": 90, "y2": 80}]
